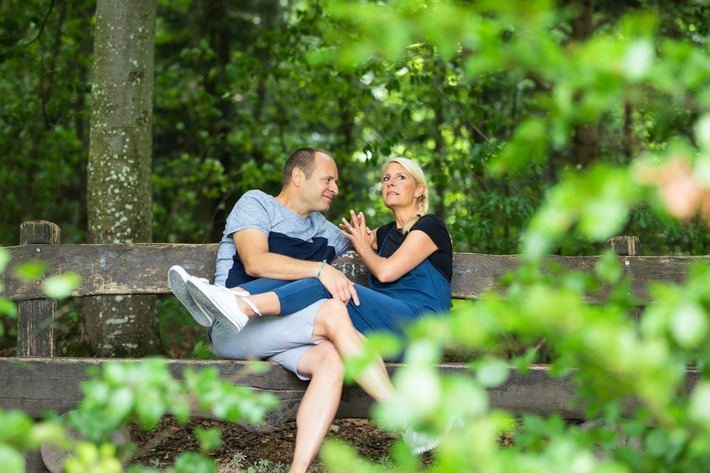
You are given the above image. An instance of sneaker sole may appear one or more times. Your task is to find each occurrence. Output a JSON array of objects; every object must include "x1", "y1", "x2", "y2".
[
  {"x1": 186, "y1": 279, "x2": 247, "y2": 334},
  {"x1": 168, "y1": 266, "x2": 214, "y2": 327},
  {"x1": 403, "y1": 429, "x2": 440, "y2": 455}
]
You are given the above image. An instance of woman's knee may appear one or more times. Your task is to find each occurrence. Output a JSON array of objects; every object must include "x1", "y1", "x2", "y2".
[{"x1": 303, "y1": 341, "x2": 343, "y2": 377}]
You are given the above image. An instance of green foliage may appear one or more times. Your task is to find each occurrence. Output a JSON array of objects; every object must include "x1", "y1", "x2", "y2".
[
  {"x1": 0, "y1": 409, "x2": 65, "y2": 473},
  {"x1": 68, "y1": 359, "x2": 278, "y2": 443},
  {"x1": 312, "y1": 1, "x2": 710, "y2": 471},
  {"x1": 2, "y1": 0, "x2": 710, "y2": 471},
  {"x1": 0, "y1": 249, "x2": 80, "y2": 337},
  {"x1": 0, "y1": 249, "x2": 17, "y2": 322},
  {"x1": 4, "y1": 0, "x2": 708, "y2": 256},
  {"x1": 0, "y1": 358, "x2": 279, "y2": 472}
]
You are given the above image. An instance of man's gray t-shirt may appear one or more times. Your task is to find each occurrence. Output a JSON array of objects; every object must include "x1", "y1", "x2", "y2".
[{"x1": 214, "y1": 190, "x2": 351, "y2": 287}]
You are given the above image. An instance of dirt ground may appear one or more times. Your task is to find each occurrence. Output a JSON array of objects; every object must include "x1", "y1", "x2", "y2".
[{"x1": 126, "y1": 416, "x2": 420, "y2": 472}]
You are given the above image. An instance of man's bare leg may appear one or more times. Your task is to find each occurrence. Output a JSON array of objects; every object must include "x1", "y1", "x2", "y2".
[{"x1": 289, "y1": 341, "x2": 344, "y2": 473}]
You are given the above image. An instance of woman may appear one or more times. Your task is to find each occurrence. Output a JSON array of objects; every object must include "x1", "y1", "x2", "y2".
[{"x1": 338, "y1": 157, "x2": 452, "y2": 336}]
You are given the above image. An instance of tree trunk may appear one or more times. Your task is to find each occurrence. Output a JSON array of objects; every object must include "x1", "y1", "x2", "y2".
[
  {"x1": 570, "y1": 0, "x2": 600, "y2": 167},
  {"x1": 85, "y1": 0, "x2": 163, "y2": 356}
]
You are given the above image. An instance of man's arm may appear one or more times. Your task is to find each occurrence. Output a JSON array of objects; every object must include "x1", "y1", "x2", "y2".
[{"x1": 233, "y1": 228, "x2": 360, "y2": 304}]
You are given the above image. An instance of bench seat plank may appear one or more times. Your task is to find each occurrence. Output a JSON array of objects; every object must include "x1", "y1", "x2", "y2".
[{"x1": 0, "y1": 358, "x2": 699, "y2": 425}]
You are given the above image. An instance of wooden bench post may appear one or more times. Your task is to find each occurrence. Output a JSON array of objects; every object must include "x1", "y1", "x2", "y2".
[
  {"x1": 607, "y1": 235, "x2": 640, "y2": 257},
  {"x1": 607, "y1": 235, "x2": 642, "y2": 326},
  {"x1": 17, "y1": 220, "x2": 60, "y2": 357}
]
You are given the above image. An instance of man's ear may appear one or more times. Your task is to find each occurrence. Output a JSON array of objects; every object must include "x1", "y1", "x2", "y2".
[{"x1": 292, "y1": 167, "x2": 304, "y2": 187}]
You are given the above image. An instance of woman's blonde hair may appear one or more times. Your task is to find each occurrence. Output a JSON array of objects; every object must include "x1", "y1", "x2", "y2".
[{"x1": 384, "y1": 157, "x2": 429, "y2": 234}]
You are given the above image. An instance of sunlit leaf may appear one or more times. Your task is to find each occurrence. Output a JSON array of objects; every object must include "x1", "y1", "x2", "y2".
[
  {"x1": 15, "y1": 262, "x2": 46, "y2": 280},
  {"x1": 475, "y1": 358, "x2": 509, "y2": 388},
  {"x1": 689, "y1": 382, "x2": 710, "y2": 425},
  {"x1": 0, "y1": 249, "x2": 9, "y2": 274},
  {"x1": 696, "y1": 113, "x2": 710, "y2": 151},
  {"x1": 670, "y1": 302, "x2": 707, "y2": 349},
  {"x1": 195, "y1": 427, "x2": 222, "y2": 453},
  {"x1": 0, "y1": 446, "x2": 24, "y2": 473},
  {"x1": 42, "y1": 273, "x2": 81, "y2": 299},
  {"x1": 623, "y1": 39, "x2": 655, "y2": 81}
]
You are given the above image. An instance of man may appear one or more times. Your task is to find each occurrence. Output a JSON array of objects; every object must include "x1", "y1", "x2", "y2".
[
  {"x1": 215, "y1": 146, "x2": 358, "y2": 304},
  {"x1": 169, "y1": 147, "x2": 359, "y2": 330}
]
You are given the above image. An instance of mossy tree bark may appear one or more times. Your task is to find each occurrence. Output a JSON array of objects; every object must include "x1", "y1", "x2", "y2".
[{"x1": 85, "y1": 0, "x2": 163, "y2": 356}]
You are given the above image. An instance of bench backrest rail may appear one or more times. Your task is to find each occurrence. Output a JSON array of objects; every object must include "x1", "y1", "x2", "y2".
[{"x1": 3, "y1": 221, "x2": 709, "y2": 357}]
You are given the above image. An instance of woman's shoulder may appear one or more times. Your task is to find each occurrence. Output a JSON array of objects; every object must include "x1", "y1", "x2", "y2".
[{"x1": 414, "y1": 214, "x2": 449, "y2": 232}]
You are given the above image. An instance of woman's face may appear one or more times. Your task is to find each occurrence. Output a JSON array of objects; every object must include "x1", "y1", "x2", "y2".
[{"x1": 381, "y1": 162, "x2": 419, "y2": 209}]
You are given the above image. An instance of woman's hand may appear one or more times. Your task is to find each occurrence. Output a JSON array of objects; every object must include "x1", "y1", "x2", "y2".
[{"x1": 340, "y1": 210, "x2": 375, "y2": 253}]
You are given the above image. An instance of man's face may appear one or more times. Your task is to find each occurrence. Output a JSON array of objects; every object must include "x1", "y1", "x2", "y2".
[{"x1": 302, "y1": 153, "x2": 339, "y2": 213}]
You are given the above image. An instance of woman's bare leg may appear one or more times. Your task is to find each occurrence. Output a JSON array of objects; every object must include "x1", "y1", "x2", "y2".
[
  {"x1": 312, "y1": 299, "x2": 397, "y2": 404},
  {"x1": 289, "y1": 341, "x2": 344, "y2": 473}
]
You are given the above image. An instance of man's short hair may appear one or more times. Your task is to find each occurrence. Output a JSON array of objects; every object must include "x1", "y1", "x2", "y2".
[{"x1": 282, "y1": 148, "x2": 333, "y2": 187}]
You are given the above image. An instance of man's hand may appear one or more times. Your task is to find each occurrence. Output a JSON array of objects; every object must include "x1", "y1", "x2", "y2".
[{"x1": 318, "y1": 264, "x2": 360, "y2": 306}]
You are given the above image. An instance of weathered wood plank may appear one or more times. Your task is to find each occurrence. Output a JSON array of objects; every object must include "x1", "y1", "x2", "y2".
[
  {"x1": 0, "y1": 358, "x2": 699, "y2": 423},
  {"x1": 17, "y1": 299, "x2": 56, "y2": 357},
  {"x1": 2, "y1": 243, "x2": 220, "y2": 301},
  {"x1": 19, "y1": 221, "x2": 61, "y2": 245},
  {"x1": 448, "y1": 253, "x2": 710, "y2": 302},
  {"x1": 4, "y1": 244, "x2": 710, "y2": 302},
  {"x1": 16, "y1": 221, "x2": 61, "y2": 357}
]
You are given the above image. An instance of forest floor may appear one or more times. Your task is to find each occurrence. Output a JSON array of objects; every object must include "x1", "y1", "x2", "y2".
[{"x1": 126, "y1": 416, "x2": 414, "y2": 472}]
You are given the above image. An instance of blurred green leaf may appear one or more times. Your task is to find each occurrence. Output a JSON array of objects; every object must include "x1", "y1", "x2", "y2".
[
  {"x1": 15, "y1": 262, "x2": 46, "y2": 280},
  {"x1": 0, "y1": 298, "x2": 17, "y2": 318},
  {"x1": 43, "y1": 273, "x2": 81, "y2": 299},
  {"x1": 489, "y1": 118, "x2": 548, "y2": 175},
  {"x1": 0, "y1": 445, "x2": 24, "y2": 473},
  {"x1": 594, "y1": 251, "x2": 622, "y2": 285},
  {"x1": 670, "y1": 302, "x2": 707, "y2": 349},
  {"x1": 170, "y1": 452, "x2": 218, "y2": 473},
  {"x1": 622, "y1": 39, "x2": 655, "y2": 81},
  {"x1": 696, "y1": 113, "x2": 710, "y2": 152},
  {"x1": 474, "y1": 357, "x2": 510, "y2": 388},
  {"x1": 194, "y1": 427, "x2": 221, "y2": 453},
  {"x1": 0, "y1": 249, "x2": 9, "y2": 274}
]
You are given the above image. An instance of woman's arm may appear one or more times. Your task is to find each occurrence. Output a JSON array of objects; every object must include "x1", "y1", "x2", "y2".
[
  {"x1": 360, "y1": 230, "x2": 437, "y2": 282},
  {"x1": 341, "y1": 211, "x2": 437, "y2": 283}
]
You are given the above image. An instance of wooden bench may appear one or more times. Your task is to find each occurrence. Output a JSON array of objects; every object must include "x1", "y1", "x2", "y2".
[{"x1": 1, "y1": 220, "x2": 705, "y2": 468}]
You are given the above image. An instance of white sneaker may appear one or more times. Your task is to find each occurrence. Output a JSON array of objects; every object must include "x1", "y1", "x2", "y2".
[
  {"x1": 168, "y1": 265, "x2": 214, "y2": 327},
  {"x1": 186, "y1": 278, "x2": 251, "y2": 334},
  {"x1": 402, "y1": 426, "x2": 439, "y2": 455}
]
